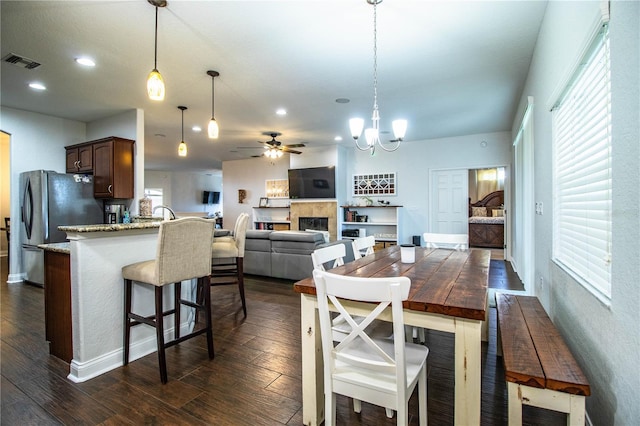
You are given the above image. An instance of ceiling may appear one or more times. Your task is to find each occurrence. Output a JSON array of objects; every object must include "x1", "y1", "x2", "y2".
[{"x1": 1, "y1": 0, "x2": 547, "y2": 173}]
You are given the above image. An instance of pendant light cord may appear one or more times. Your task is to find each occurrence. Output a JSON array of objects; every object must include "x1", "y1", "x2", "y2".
[
  {"x1": 211, "y1": 75, "x2": 215, "y2": 118},
  {"x1": 181, "y1": 108, "x2": 184, "y2": 141},
  {"x1": 154, "y1": 6, "x2": 159, "y2": 69},
  {"x1": 372, "y1": 0, "x2": 378, "y2": 113}
]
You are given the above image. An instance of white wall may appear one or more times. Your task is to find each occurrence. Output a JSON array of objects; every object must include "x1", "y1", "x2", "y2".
[
  {"x1": 512, "y1": 1, "x2": 639, "y2": 423},
  {"x1": 87, "y1": 109, "x2": 144, "y2": 213},
  {"x1": 1, "y1": 107, "x2": 87, "y2": 280},
  {"x1": 222, "y1": 156, "x2": 289, "y2": 229},
  {"x1": 144, "y1": 170, "x2": 223, "y2": 217},
  {"x1": 344, "y1": 131, "x2": 512, "y2": 244},
  {"x1": 221, "y1": 135, "x2": 511, "y2": 242}
]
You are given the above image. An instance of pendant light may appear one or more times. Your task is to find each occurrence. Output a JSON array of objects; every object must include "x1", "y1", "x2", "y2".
[
  {"x1": 178, "y1": 106, "x2": 187, "y2": 157},
  {"x1": 207, "y1": 70, "x2": 220, "y2": 139},
  {"x1": 147, "y1": 0, "x2": 167, "y2": 101},
  {"x1": 349, "y1": 0, "x2": 407, "y2": 155}
]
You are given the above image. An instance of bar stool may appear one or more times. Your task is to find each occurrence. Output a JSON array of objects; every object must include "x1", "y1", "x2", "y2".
[
  {"x1": 122, "y1": 217, "x2": 215, "y2": 384},
  {"x1": 210, "y1": 213, "x2": 249, "y2": 317}
]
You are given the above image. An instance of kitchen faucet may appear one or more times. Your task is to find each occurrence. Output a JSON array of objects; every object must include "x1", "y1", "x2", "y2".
[{"x1": 153, "y1": 205, "x2": 176, "y2": 220}]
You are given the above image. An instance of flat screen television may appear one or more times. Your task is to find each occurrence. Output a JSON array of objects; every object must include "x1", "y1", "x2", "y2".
[
  {"x1": 288, "y1": 166, "x2": 336, "y2": 199},
  {"x1": 202, "y1": 190, "x2": 220, "y2": 204}
]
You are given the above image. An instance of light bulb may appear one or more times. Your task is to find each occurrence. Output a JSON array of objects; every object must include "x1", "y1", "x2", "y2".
[
  {"x1": 178, "y1": 141, "x2": 187, "y2": 157},
  {"x1": 147, "y1": 69, "x2": 165, "y2": 101},
  {"x1": 392, "y1": 119, "x2": 407, "y2": 140},
  {"x1": 349, "y1": 118, "x2": 364, "y2": 139},
  {"x1": 208, "y1": 118, "x2": 219, "y2": 139}
]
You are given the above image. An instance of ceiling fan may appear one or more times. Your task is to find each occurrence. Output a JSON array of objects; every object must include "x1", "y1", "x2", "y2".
[{"x1": 257, "y1": 132, "x2": 305, "y2": 155}]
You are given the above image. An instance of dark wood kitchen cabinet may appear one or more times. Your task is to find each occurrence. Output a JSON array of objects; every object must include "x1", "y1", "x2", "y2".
[
  {"x1": 65, "y1": 143, "x2": 93, "y2": 173},
  {"x1": 44, "y1": 250, "x2": 72, "y2": 363},
  {"x1": 92, "y1": 137, "x2": 135, "y2": 199}
]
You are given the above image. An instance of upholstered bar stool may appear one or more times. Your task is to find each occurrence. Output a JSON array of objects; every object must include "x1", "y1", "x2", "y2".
[
  {"x1": 122, "y1": 217, "x2": 215, "y2": 384},
  {"x1": 210, "y1": 213, "x2": 249, "y2": 317}
]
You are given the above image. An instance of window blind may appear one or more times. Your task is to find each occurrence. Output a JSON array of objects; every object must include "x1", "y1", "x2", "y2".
[{"x1": 552, "y1": 24, "x2": 611, "y2": 300}]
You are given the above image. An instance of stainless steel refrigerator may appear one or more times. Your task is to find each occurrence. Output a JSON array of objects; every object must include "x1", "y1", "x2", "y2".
[{"x1": 20, "y1": 170, "x2": 104, "y2": 286}]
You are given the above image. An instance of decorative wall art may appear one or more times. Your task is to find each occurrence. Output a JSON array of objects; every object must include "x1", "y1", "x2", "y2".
[
  {"x1": 265, "y1": 179, "x2": 289, "y2": 198},
  {"x1": 352, "y1": 172, "x2": 396, "y2": 196}
]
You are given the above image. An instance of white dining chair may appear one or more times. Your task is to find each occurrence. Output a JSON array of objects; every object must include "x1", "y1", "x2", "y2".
[
  {"x1": 313, "y1": 269, "x2": 429, "y2": 425},
  {"x1": 423, "y1": 232, "x2": 469, "y2": 250},
  {"x1": 311, "y1": 243, "x2": 346, "y2": 272},
  {"x1": 351, "y1": 235, "x2": 376, "y2": 258}
]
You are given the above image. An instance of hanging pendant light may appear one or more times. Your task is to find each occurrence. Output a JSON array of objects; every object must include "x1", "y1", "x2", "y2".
[
  {"x1": 177, "y1": 106, "x2": 188, "y2": 157},
  {"x1": 147, "y1": 0, "x2": 167, "y2": 101},
  {"x1": 349, "y1": 0, "x2": 407, "y2": 155},
  {"x1": 206, "y1": 70, "x2": 220, "y2": 139}
]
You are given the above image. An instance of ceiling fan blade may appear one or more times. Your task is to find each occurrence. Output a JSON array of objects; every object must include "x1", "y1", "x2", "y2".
[
  {"x1": 282, "y1": 143, "x2": 305, "y2": 149},
  {"x1": 281, "y1": 147, "x2": 302, "y2": 154}
]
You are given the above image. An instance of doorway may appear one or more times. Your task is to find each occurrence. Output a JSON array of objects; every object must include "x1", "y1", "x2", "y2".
[{"x1": 1, "y1": 131, "x2": 11, "y2": 273}]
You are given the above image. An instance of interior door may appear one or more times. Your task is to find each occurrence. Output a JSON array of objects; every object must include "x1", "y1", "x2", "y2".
[{"x1": 430, "y1": 169, "x2": 469, "y2": 234}]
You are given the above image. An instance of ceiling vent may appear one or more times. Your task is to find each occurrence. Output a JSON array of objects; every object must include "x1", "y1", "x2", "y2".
[{"x1": 2, "y1": 53, "x2": 41, "y2": 69}]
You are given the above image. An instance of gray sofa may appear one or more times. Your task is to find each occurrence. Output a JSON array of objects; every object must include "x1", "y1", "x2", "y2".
[{"x1": 244, "y1": 230, "x2": 355, "y2": 281}]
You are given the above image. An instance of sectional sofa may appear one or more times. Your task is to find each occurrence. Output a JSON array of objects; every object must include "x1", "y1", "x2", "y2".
[{"x1": 243, "y1": 230, "x2": 355, "y2": 281}]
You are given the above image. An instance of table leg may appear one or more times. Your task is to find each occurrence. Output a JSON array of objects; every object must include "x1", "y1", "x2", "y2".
[
  {"x1": 301, "y1": 294, "x2": 324, "y2": 426},
  {"x1": 454, "y1": 318, "x2": 482, "y2": 425}
]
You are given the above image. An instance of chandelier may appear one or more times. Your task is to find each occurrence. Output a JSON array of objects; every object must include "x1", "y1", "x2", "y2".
[{"x1": 349, "y1": 0, "x2": 407, "y2": 155}]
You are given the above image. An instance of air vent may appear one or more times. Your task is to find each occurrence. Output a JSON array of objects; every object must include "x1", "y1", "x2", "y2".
[{"x1": 2, "y1": 53, "x2": 41, "y2": 69}]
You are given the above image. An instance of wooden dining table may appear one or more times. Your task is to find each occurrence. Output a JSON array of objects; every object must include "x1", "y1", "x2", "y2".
[{"x1": 293, "y1": 244, "x2": 491, "y2": 426}]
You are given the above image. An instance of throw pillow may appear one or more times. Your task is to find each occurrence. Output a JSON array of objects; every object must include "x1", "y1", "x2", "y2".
[{"x1": 471, "y1": 207, "x2": 487, "y2": 217}]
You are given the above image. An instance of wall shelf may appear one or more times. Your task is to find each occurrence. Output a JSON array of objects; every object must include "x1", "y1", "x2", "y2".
[
  {"x1": 339, "y1": 205, "x2": 402, "y2": 247},
  {"x1": 253, "y1": 206, "x2": 290, "y2": 231}
]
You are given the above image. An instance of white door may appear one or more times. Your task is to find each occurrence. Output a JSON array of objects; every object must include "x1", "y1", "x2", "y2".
[{"x1": 430, "y1": 169, "x2": 469, "y2": 234}]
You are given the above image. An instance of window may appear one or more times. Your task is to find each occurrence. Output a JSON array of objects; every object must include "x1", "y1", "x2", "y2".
[
  {"x1": 552, "y1": 24, "x2": 611, "y2": 301},
  {"x1": 144, "y1": 188, "x2": 164, "y2": 211}
]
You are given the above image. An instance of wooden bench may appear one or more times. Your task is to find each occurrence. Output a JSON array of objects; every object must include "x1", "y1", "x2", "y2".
[{"x1": 496, "y1": 294, "x2": 590, "y2": 425}]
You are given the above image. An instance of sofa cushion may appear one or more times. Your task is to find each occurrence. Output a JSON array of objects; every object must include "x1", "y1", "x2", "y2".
[
  {"x1": 246, "y1": 230, "x2": 272, "y2": 239},
  {"x1": 270, "y1": 231, "x2": 325, "y2": 255},
  {"x1": 246, "y1": 230, "x2": 273, "y2": 252}
]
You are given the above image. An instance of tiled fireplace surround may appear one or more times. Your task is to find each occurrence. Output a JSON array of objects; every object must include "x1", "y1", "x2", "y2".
[{"x1": 289, "y1": 201, "x2": 338, "y2": 242}]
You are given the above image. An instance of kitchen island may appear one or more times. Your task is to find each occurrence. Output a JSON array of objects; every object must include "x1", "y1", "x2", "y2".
[{"x1": 56, "y1": 221, "x2": 199, "y2": 382}]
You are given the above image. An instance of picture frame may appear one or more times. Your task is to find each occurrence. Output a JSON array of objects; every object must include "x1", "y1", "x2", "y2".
[{"x1": 259, "y1": 197, "x2": 269, "y2": 207}]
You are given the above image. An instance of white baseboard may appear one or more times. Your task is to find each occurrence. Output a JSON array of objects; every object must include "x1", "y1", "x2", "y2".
[
  {"x1": 7, "y1": 272, "x2": 24, "y2": 283},
  {"x1": 67, "y1": 322, "x2": 192, "y2": 383}
]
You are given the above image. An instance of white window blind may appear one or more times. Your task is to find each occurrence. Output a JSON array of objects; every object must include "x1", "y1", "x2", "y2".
[{"x1": 552, "y1": 24, "x2": 611, "y2": 301}]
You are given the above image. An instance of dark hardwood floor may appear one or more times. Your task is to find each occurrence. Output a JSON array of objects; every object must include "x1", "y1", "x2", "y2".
[{"x1": 1, "y1": 255, "x2": 564, "y2": 425}]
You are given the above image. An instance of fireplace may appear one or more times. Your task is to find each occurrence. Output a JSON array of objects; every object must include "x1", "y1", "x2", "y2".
[
  {"x1": 290, "y1": 201, "x2": 337, "y2": 241},
  {"x1": 299, "y1": 217, "x2": 329, "y2": 231}
]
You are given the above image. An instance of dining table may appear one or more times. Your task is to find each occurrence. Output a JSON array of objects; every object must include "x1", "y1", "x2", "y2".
[{"x1": 293, "y1": 244, "x2": 490, "y2": 426}]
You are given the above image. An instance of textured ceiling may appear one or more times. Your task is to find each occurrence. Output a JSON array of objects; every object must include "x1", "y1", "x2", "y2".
[{"x1": 1, "y1": 0, "x2": 548, "y2": 172}]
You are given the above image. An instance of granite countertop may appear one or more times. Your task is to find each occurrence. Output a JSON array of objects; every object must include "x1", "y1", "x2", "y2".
[
  {"x1": 38, "y1": 242, "x2": 70, "y2": 254},
  {"x1": 132, "y1": 215, "x2": 164, "y2": 222},
  {"x1": 58, "y1": 222, "x2": 162, "y2": 233}
]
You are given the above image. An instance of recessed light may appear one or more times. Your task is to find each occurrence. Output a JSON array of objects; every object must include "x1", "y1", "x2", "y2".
[
  {"x1": 28, "y1": 82, "x2": 46, "y2": 90},
  {"x1": 276, "y1": 108, "x2": 287, "y2": 116},
  {"x1": 335, "y1": 98, "x2": 350, "y2": 104},
  {"x1": 192, "y1": 126, "x2": 202, "y2": 132},
  {"x1": 154, "y1": 133, "x2": 166, "y2": 137},
  {"x1": 75, "y1": 57, "x2": 95, "y2": 67},
  {"x1": 334, "y1": 136, "x2": 343, "y2": 141}
]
